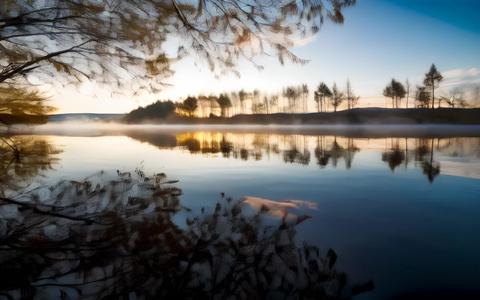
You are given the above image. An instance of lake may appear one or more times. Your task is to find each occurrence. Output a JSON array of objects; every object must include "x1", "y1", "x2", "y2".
[{"x1": 2, "y1": 124, "x2": 480, "y2": 299}]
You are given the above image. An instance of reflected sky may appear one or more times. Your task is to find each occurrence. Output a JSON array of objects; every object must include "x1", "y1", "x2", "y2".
[{"x1": 3, "y1": 129, "x2": 480, "y2": 299}]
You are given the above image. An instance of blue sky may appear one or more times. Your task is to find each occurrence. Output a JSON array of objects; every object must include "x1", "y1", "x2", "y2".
[{"x1": 53, "y1": 0, "x2": 480, "y2": 113}]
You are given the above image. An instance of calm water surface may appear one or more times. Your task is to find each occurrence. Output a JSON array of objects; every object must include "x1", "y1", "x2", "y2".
[{"x1": 3, "y1": 124, "x2": 480, "y2": 299}]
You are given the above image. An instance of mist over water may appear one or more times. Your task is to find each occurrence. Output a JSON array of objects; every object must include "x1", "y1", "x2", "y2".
[{"x1": 17, "y1": 122, "x2": 480, "y2": 138}]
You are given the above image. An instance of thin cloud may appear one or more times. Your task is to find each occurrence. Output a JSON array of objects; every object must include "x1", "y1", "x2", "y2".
[
  {"x1": 443, "y1": 67, "x2": 480, "y2": 79},
  {"x1": 439, "y1": 67, "x2": 480, "y2": 91}
]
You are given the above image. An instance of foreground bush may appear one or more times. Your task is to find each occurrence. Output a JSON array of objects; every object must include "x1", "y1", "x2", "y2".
[{"x1": 0, "y1": 170, "x2": 372, "y2": 299}]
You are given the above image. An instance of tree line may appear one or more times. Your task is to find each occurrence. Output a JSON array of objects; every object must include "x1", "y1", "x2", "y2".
[
  {"x1": 385, "y1": 64, "x2": 477, "y2": 109},
  {"x1": 125, "y1": 63, "x2": 479, "y2": 121},
  {"x1": 124, "y1": 79, "x2": 363, "y2": 121}
]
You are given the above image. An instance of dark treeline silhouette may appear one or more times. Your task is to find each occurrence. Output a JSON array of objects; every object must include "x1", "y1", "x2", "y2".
[
  {"x1": 0, "y1": 169, "x2": 373, "y2": 299},
  {"x1": 383, "y1": 64, "x2": 477, "y2": 110},
  {"x1": 120, "y1": 63, "x2": 479, "y2": 123},
  {"x1": 122, "y1": 106, "x2": 480, "y2": 125},
  {"x1": 123, "y1": 100, "x2": 176, "y2": 123}
]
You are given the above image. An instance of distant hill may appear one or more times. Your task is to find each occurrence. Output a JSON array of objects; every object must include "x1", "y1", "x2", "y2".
[{"x1": 49, "y1": 113, "x2": 125, "y2": 122}]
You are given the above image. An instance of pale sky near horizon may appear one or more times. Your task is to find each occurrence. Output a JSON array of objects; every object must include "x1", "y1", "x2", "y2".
[{"x1": 49, "y1": 0, "x2": 480, "y2": 114}]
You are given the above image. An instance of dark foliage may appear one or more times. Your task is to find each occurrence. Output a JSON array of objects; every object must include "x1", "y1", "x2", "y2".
[
  {"x1": 0, "y1": 171, "x2": 372, "y2": 299},
  {"x1": 123, "y1": 100, "x2": 175, "y2": 123}
]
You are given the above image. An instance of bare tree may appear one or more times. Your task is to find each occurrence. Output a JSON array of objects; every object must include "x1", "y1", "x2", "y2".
[
  {"x1": 230, "y1": 92, "x2": 240, "y2": 115},
  {"x1": 405, "y1": 79, "x2": 411, "y2": 109},
  {"x1": 439, "y1": 87, "x2": 469, "y2": 108},
  {"x1": 345, "y1": 79, "x2": 360, "y2": 109},
  {"x1": 269, "y1": 94, "x2": 280, "y2": 114},
  {"x1": 239, "y1": 89, "x2": 247, "y2": 114},
  {"x1": 301, "y1": 83, "x2": 309, "y2": 113}
]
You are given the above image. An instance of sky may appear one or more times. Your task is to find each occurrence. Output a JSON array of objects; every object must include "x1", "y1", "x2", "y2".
[{"x1": 50, "y1": 0, "x2": 480, "y2": 113}]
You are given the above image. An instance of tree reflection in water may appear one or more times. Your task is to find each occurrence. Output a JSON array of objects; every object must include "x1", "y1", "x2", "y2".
[
  {"x1": 125, "y1": 132, "x2": 480, "y2": 181},
  {"x1": 420, "y1": 139, "x2": 441, "y2": 183},
  {"x1": 315, "y1": 137, "x2": 331, "y2": 168},
  {"x1": 0, "y1": 171, "x2": 373, "y2": 299},
  {"x1": 382, "y1": 138, "x2": 406, "y2": 172},
  {"x1": 0, "y1": 135, "x2": 61, "y2": 196}
]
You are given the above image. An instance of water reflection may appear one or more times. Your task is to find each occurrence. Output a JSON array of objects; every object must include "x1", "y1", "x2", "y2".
[
  {"x1": 0, "y1": 172, "x2": 372, "y2": 299},
  {"x1": 382, "y1": 139, "x2": 406, "y2": 172},
  {"x1": 422, "y1": 139, "x2": 441, "y2": 183},
  {"x1": 127, "y1": 132, "x2": 480, "y2": 181},
  {"x1": 0, "y1": 135, "x2": 61, "y2": 195}
]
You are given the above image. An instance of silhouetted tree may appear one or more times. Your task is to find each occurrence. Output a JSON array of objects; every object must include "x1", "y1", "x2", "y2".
[
  {"x1": 262, "y1": 96, "x2": 270, "y2": 114},
  {"x1": 251, "y1": 102, "x2": 266, "y2": 114},
  {"x1": 269, "y1": 94, "x2": 280, "y2": 114},
  {"x1": 424, "y1": 64, "x2": 443, "y2": 109},
  {"x1": 216, "y1": 93, "x2": 232, "y2": 117},
  {"x1": 405, "y1": 79, "x2": 411, "y2": 109},
  {"x1": 229, "y1": 92, "x2": 240, "y2": 115},
  {"x1": 252, "y1": 89, "x2": 261, "y2": 111},
  {"x1": 383, "y1": 79, "x2": 406, "y2": 108},
  {"x1": 415, "y1": 86, "x2": 430, "y2": 108},
  {"x1": 345, "y1": 79, "x2": 360, "y2": 110},
  {"x1": 239, "y1": 89, "x2": 247, "y2": 114},
  {"x1": 301, "y1": 83, "x2": 309, "y2": 113},
  {"x1": 283, "y1": 86, "x2": 301, "y2": 113},
  {"x1": 330, "y1": 83, "x2": 345, "y2": 112},
  {"x1": 315, "y1": 82, "x2": 332, "y2": 112},
  {"x1": 179, "y1": 96, "x2": 198, "y2": 117},
  {"x1": 123, "y1": 100, "x2": 175, "y2": 123}
]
